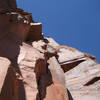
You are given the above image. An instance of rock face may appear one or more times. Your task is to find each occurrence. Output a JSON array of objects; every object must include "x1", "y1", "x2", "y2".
[
  {"x1": 0, "y1": 0, "x2": 100, "y2": 100},
  {"x1": 0, "y1": 0, "x2": 17, "y2": 13},
  {"x1": 46, "y1": 38, "x2": 100, "y2": 100},
  {"x1": 0, "y1": 57, "x2": 11, "y2": 93}
]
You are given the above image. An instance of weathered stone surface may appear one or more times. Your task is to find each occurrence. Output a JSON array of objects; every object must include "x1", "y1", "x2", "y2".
[
  {"x1": 48, "y1": 57, "x2": 65, "y2": 85},
  {"x1": 45, "y1": 38, "x2": 100, "y2": 100},
  {"x1": 27, "y1": 22, "x2": 44, "y2": 41},
  {"x1": 0, "y1": 24, "x2": 21, "y2": 62},
  {"x1": 46, "y1": 37, "x2": 59, "y2": 47},
  {"x1": 37, "y1": 56, "x2": 69, "y2": 100},
  {"x1": 32, "y1": 40, "x2": 47, "y2": 53},
  {"x1": 0, "y1": 13, "x2": 30, "y2": 41},
  {"x1": 0, "y1": 0, "x2": 17, "y2": 12},
  {"x1": 0, "y1": 1, "x2": 99, "y2": 100},
  {"x1": 18, "y1": 43, "x2": 44, "y2": 100},
  {"x1": 0, "y1": 67, "x2": 19, "y2": 100},
  {"x1": 0, "y1": 57, "x2": 10, "y2": 93},
  {"x1": 16, "y1": 8, "x2": 33, "y2": 23},
  {"x1": 43, "y1": 81, "x2": 68, "y2": 100},
  {"x1": 46, "y1": 57, "x2": 69, "y2": 100},
  {"x1": 65, "y1": 58, "x2": 100, "y2": 100}
]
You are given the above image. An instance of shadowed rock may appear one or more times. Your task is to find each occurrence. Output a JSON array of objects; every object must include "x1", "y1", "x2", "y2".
[
  {"x1": 0, "y1": 57, "x2": 11, "y2": 93},
  {"x1": 0, "y1": 0, "x2": 17, "y2": 13}
]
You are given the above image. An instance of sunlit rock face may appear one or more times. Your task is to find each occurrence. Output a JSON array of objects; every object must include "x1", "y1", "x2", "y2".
[
  {"x1": 0, "y1": 0, "x2": 100, "y2": 100},
  {"x1": 46, "y1": 38, "x2": 100, "y2": 100}
]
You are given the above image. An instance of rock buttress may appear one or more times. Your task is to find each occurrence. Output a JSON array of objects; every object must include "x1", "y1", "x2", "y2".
[{"x1": 0, "y1": 0, "x2": 99, "y2": 100}]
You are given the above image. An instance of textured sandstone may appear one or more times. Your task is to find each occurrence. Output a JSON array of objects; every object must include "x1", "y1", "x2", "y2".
[
  {"x1": 0, "y1": 0, "x2": 100, "y2": 100},
  {"x1": 0, "y1": 57, "x2": 11, "y2": 93},
  {"x1": 45, "y1": 38, "x2": 100, "y2": 100}
]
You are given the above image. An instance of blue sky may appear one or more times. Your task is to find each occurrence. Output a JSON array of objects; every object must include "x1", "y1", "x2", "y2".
[{"x1": 17, "y1": 0, "x2": 100, "y2": 61}]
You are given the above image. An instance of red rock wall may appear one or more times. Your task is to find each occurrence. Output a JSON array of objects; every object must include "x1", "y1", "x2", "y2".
[
  {"x1": 0, "y1": 0, "x2": 17, "y2": 12},
  {"x1": 0, "y1": 67, "x2": 19, "y2": 100}
]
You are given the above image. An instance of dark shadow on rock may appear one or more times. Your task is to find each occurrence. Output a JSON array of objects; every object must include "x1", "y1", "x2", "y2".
[
  {"x1": 0, "y1": 32, "x2": 26, "y2": 100},
  {"x1": 18, "y1": 80, "x2": 26, "y2": 100},
  {"x1": 0, "y1": 67, "x2": 16, "y2": 100},
  {"x1": 36, "y1": 71, "x2": 53, "y2": 100},
  {"x1": 43, "y1": 38, "x2": 49, "y2": 43},
  {"x1": 34, "y1": 58, "x2": 53, "y2": 100},
  {"x1": 0, "y1": 31, "x2": 22, "y2": 73},
  {"x1": 0, "y1": 67, "x2": 26, "y2": 100},
  {"x1": 61, "y1": 60, "x2": 85, "y2": 73},
  {"x1": 67, "y1": 89, "x2": 73, "y2": 100},
  {"x1": 84, "y1": 77, "x2": 100, "y2": 86}
]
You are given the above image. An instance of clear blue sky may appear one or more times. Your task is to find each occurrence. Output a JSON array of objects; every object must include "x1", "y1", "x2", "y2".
[{"x1": 17, "y1": 0, "x2": 100, "y2": 61}]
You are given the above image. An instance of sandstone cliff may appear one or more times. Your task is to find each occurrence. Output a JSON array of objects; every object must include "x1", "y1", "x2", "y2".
[{"x1": 0, "y1": 0, "x2": 100, "y2": 100}]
